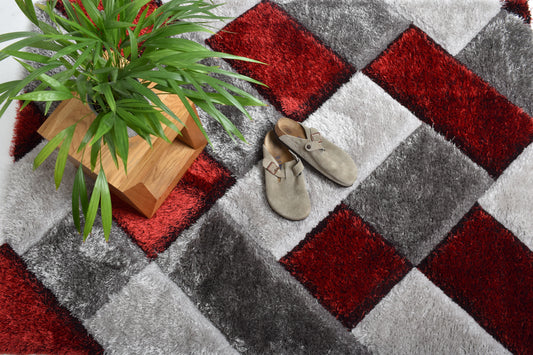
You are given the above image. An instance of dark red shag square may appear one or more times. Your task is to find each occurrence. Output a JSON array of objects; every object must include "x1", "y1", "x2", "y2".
[
  {"x1": 9, "y1": 102, "x2": 46, "y2": 162},
  {"x1": 206, "y1": 0, "x2": 355, "y2": 121},
  {"x1": 280, "y1": 205, "x2": 412, "y2": 329},
  {"x1": 0, "y1": 244, "x2": 103, "y2": 354},
  {"x1": 418, "y1": 204, "x2": 533, "y2": 355},
  {"x1": 503, "y1": 0, "x2": 531, "y2": 24},
  {"x1": 112, "y1": 151, "x2": 235, "y2": 259},
  {"x1": 363, "y1": 26, "x2": 533, "y2": 178}
]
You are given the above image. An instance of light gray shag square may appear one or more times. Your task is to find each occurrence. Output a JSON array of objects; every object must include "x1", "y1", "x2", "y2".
[
  {"x1": 0, "y1": 141, "x2": 75, "y2": 254},
  {"x1": 352, "y1": 270, "x2": 511, "y2": 354},
  {"x1": 456, "y1": 10, "x2": 533, "y2": 116},
  {"x1": 382, "y1": 0, "x2": 501, "y2": 55},
  {"x1": 166, "y1": 205, "x2": 369, "y2": 354},
  {"x1": 22, "y1": 214, "x2": 149, "y2": 320},
  {"x1": 278, "y1": 0, "x2": 410, "y2": 69},
  {"x1": 479, "y1": 144, "x2": 533, "y2": 251},
  {"x1": 85, "y1": 263, "x2": 237, "y2": 355},
  {"x1": 345, "y1": 125, "x2": 494, "y2": 264}
]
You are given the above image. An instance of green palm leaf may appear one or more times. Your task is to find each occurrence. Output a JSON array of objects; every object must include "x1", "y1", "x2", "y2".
[{"x1": 1, "y1": 0, "x2": 266, "y2": 241}]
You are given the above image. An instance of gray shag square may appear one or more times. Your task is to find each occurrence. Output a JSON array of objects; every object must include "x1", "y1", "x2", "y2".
[
  {"x1": 166, "y1": 205, "x2": 369, "y2": 354},
  {"x1": 456, "y1": 10, "x2": 533, "y2": 116},
  {"x1": 345, "y1": 125, "x2": 494, "y2": 264},
  {"x1": 278, "y1": 0, "x2": 410, "y2": 69},
  {"x1": 381, "y1": 0, "x2": 501, "y2": 55},
  {"x1": 0, "y1": 141, "x2": 75, "y2": 255},
  {"x1": 85, "y1": 263, "x2": 237, "y2": 354},
  {"x1": 22, "y1": 214, "x2": 149, "y2": 320}
]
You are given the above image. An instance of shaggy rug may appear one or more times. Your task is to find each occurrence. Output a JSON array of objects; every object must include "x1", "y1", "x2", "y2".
[{"x1": 1, "y1": 0, "x2": 532, "y2": 354}]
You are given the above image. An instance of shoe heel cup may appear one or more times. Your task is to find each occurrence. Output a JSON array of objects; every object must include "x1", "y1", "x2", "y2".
[{"x1": 275, "y1": 117, "x2": 306, "y2": 139}]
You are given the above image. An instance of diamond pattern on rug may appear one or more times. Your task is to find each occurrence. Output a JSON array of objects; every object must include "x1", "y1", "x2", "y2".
[
  {"x1": 219, "y1": 160, "x2": 358, "y2": 260},
  {"x1": 112, "y1": 151, "x2": 235, "y2": 259},
  {"x1": 167, "y1": 206, "x2": 367, "y2": 354},
  {"x1": 305, "y1": 72, "x2": 421, "y2": 183},
  {"x1": 280, "y1": 204, "x2": 411, "y2": 329},
  {"x1": 345, "y1": 125, "x2": 493, "y2": 264},
  {"x1": 21, "y1": 215, "x2": 149, "y2": 320},
  {"x1": 418, "y1": 204, "x2": 533, "y2": 355},
  {"x1": 352, "y1": 269, "x2": 511, "y2": 354},
  {"x1": 85, "y1": 263, "x2": 237, "y2": 354},
  {"x1": 206, "y1": 0, "x2": 355, "y2": 121},
  {"x1": 456, "y1": 10, "x2": 533, "y2": 116},
  {"x1": 1, "y1": 0, "x2": 532, "y2": 353},
  {"x1": 0, "y1": 244, "x2": 103, "y2": 354},
  {"x1": 364, "y1": 25, "x2": 533, "y2": 178},
  {"x1": 382, "y1": 0, "x2": 501, "y2": 55},
  {"x1": 278, "y1": 0, "x2": 410, "y2": 69},
  {"x1": 218, "y1": 72, "x2": 420, "y2": 260}
]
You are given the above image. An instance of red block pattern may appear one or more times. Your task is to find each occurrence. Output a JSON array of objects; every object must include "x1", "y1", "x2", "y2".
[
  {"x1": 4, "y1": 1, "x2": 533, "y2": 352},
  {"x1": 112, "y1": 151, "x2": 235, "y2": 259},
  {"x1": 0, "y1": 244, "x2": 103, "y2": 354},
  {"x1": 280, "y1": 205, "x2": 412, "y2": 328},
  {"x1": 9, "y1": 102, "x2": 46, "y2": 162},
  {"x1": 419, "y1": 205, "x2": 533, "y2": 355},
  {"x1": 363, "y1": 26, "x2": 533, "y2": 178},
  {"x1": 503, "y1": 0, "x2": 531, "y2": 23},
  {"x1": 206, "y1": 0, "x2": 355, "y2": 121}
]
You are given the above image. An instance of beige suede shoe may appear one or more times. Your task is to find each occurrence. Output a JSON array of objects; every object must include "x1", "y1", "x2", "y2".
[
  {"x1": 275, "y1": 117, "x2": 357, "y2": 187},
  {"x1": 263, "y1": 130, "x2": 311, "y2": 220}
]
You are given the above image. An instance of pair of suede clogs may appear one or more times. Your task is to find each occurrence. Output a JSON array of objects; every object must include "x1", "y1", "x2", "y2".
[{"x1": 263, "y1": 117, "x2": 357, "y2": 220}]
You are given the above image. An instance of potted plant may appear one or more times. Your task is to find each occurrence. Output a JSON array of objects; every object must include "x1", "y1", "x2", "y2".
[{"x1": 0, "y1": 0, "x2": 264, "y2": 240}]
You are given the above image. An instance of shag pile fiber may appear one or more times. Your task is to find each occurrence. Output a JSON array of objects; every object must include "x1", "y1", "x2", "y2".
[{"x1": 1, "y1": 0, "x2": 532, "y2": 354}]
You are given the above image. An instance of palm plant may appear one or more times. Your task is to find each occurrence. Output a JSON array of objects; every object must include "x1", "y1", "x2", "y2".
[{"x1": 0, "y1": 0, "x2": 264, "y2": 240}]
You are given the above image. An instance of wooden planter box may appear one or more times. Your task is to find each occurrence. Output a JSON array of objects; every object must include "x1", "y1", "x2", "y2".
[{"x1": 38, "y1": 93, "x2": 207, "y2": 218}]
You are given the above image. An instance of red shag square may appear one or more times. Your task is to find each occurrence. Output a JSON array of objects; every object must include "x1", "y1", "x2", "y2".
[
  {"x1": 206, "y1": 0, "x2": 355, "y2": 121},
  {"x1": 280, "y1": 205, "x2": 411, "y2": 329},
  {"x1": 0, "y1": 244, "x2": 103, "y2": 354},
  {"x1": 419, "y1": 204, "x2": 533, "y2": 355},
  {"x1": 363, "y1": 26, "x2": 533, "y2": 178},
  {"x1": 9, "y1": 102, "x2": 46, "y2": 162},
  {"x1": 503, "y1": 0, "x2": 531, "y2": 23},
  {"x1": 112, "y1": 151, "x2": 235, "y2": 259}
]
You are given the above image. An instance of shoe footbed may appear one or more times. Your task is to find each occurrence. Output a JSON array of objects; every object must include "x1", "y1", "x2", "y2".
[
  {"x1": 265, "y1": 130, "x2": 294, "y2": 165},
  {"x1": 275, "y1": 117, "x2": 306, "y2": 139}
]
